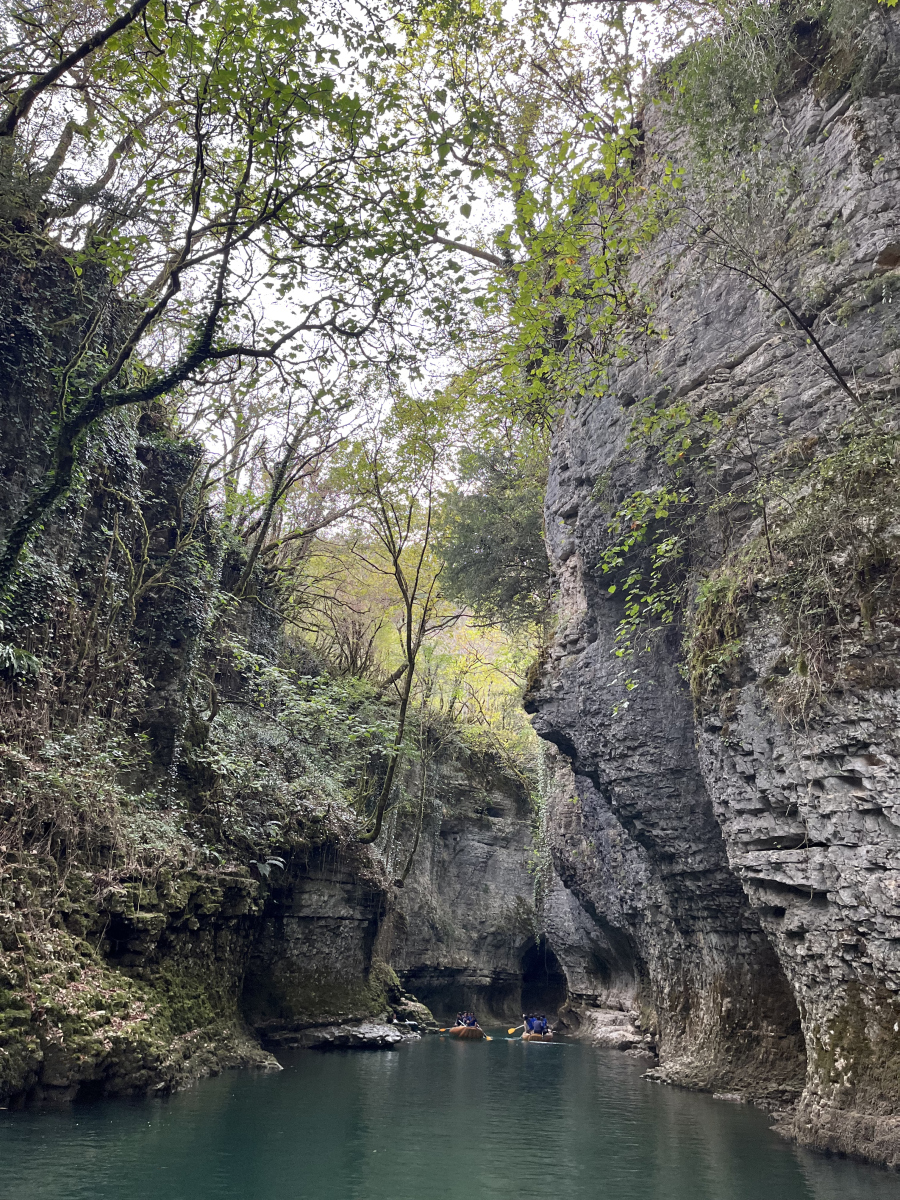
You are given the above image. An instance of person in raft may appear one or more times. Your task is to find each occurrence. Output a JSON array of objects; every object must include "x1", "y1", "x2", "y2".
[
  {"x1": 524, "y1": 1014, "x2": 549, "y2": 1035},
  {"x1": 459, "y1": 1012, "x2": 478, "y2": 1027}
]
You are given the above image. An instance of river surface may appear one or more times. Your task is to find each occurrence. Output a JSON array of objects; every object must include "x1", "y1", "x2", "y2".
[{"x1": 2, "y1": 1034, "x2": 900, "y2": 1200}]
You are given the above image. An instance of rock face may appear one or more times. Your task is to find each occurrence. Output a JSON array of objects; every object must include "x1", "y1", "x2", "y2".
[
  {"x1": 0, "y1": 182, "x2": 551, "y2": 1102},
  {"x1": 0, "y1": 846, "x2": 410, "y2": 1106},
  {"x1": 533, "y1": 698, "x2": 806, "y2": 1103},
  {"x1": 242, "y1": 850, "x2": 394, "y2": 1043},
  {"x1": 0, "y1": 235, "x2": 441, "y2": 1099},
  {"x1": 384, "y1": 750, "x2": 541, "y2": 1021},
  {"x1": 0, "y1": 233, "x2": 530, "y2": 1094},
  {"x1": 529, "y1": 8, "x2": 900, "y2": 1167}
]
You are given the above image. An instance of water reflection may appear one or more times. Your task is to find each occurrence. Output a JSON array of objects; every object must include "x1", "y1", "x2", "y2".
[{"x1": 1, "y1": 1035, "x2": 898, "y2": 1200}]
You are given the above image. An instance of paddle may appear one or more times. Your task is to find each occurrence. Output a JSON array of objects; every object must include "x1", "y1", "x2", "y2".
[{"x1": 507, "y1": 1024, "x2": 524, "y2": 1035}]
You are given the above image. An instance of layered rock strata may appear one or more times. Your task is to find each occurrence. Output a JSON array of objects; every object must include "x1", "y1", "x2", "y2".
[
  {"x1": 530, "y1": 8, "x2": 900, "y2": 1166},
  {"x1": 0, "y1": 846, "x2": 412, "y2": 1105},
  {"x1": 384, "y1": 751, "x2": 539, "y2": 1021},
  {"x1": 242, "y1": 852, "x2": 391, "y2": 1043}
]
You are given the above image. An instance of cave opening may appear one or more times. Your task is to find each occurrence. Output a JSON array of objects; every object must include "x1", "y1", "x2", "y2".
[{"x1": 520, "y1": 938, "x2": 567, "y2": 1015}]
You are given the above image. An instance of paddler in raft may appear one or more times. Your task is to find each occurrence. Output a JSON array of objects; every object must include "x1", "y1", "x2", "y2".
[
  {"x1": 448, "y1": 1011, "x2": 486, "y2": 1039},
  {"x1": 522, "y1": 1013, "x2": 553, "y2": 1041}
]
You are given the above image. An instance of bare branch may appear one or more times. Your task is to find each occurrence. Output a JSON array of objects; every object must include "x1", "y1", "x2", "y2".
[{"x1": 432, "y1": 234, "x2": 510, "y2": 269}]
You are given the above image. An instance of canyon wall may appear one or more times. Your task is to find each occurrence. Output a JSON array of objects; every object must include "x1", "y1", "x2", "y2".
[
  {"x1": 0, "y1": 248, "x2": 533, "y2": 1096},
  {"x1": 382, "y1": 750, "x2": 541, "y2": 1021},
  {"x1": 0, "y1": 831, "x2": 411, "y2": 1104},
  {"x1": 531, "y1": 6, "x2": 900, "y2": 1166}
]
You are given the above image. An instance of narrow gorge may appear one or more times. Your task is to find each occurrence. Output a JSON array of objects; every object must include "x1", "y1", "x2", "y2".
[{"x1": 1, "y1": 0, "x2": 900, "y2": 1187}]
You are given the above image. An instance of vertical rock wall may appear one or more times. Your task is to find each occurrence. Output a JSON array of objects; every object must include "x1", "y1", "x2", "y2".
[
  {"x1": 0, "y1": 234, "x2": 542, "y2": 1086},
  {"x1": 529, "y1": 508, "x2": 806, "y2": 1099},
  {"x1": 242, "y1": 848, "x2": 393, "y2": 1043},
  {"x1": 531, "y1": 7, "x2": 900, "y2": 1165},
  {"x1": 385, "y1": 750, "x2": 539, "y2": 1020}
]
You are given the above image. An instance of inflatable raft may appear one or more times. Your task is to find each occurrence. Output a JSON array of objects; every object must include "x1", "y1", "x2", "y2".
[
  {"x1": 448, "y1": 1025, "x2": 486, "y2": 1039},
  {"x1": 522, "y1": 1031, "x2": 553, "y2": 1041}
]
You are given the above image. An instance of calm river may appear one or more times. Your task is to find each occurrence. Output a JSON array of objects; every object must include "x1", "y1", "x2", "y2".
[{"x1": 2, "y1": 1035, "x2": 899, "y2": 1200}]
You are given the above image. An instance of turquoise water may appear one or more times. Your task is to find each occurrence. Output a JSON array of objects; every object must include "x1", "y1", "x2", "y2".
[{"x1": 2, "y1": 1035, "x2": 899, "y2": 1200}]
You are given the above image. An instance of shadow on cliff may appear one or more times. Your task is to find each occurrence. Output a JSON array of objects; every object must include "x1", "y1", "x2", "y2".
[{"x1": 521, "y1": 937, "x2": 568, "y2": 1015}]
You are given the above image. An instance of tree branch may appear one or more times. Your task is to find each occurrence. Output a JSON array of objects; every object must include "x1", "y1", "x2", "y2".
[
  {"x1": 432, "y1": 233, "x2": 509, "y2": 269},
  {"x1": 0, "y1": 0, "x2": 154, "y2": 137}
]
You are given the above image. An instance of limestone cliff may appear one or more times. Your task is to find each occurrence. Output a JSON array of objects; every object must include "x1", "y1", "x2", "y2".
[
  {"x1": 530, "y1": 5, "x2": 900, "y2": 1167},
  {"x1": 383, "y1": 749, "x2": 541, "y2": 1020}
]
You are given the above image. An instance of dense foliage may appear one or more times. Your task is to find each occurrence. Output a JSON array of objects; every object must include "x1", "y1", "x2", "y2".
[
  {"x1": 438, "y1": 442, "x2": 551, "y2": 630},
  {"x1": 2, "y1": 0, "x2": 896, "y2": 921}
]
